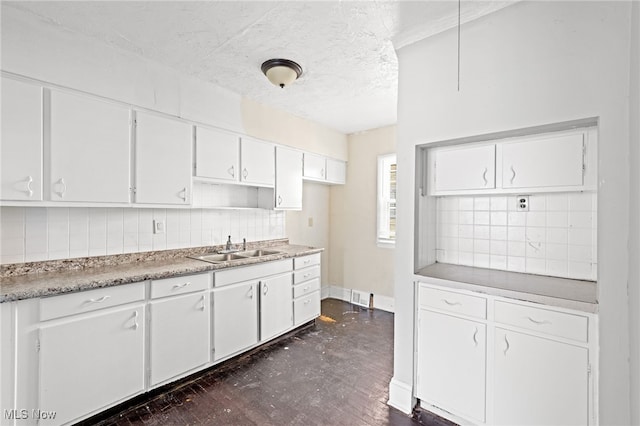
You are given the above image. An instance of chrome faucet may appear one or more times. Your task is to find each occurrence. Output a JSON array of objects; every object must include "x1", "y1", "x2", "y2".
[
  {"x1": 243, "y1": 238, "x2": 247, "y2": 251},
  {"x1": 225, "y1": 235, "x2": 232, "y2": 251}
]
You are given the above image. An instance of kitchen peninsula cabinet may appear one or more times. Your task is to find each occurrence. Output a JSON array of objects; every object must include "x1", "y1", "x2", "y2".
[
  {"x1": 49, "y1": 90, "x2": 131, "y2": 203},
  {"x1": 135, "y1": 111, "x2": 192, "y2": 205},
  {"x1": 194, "y1": 126, "x2": 240, "y2": 182},
  {"x1": 1, "y1": 76, "x2": 43, "y2": 201}
]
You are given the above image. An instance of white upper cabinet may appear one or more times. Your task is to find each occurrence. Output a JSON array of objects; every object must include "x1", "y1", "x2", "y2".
[
  {"x1": 135, "y1": 111, "x2": 192, "y2": 205},
  {"x1": 502, "y1": 133, "x2": 584, "y2": 189},
  {"x1": 275, "y1": 146, "x2": 303, "y2": 210},
  {"x1": 240, "y1": 137, "x2": 275, "y2": 187},
  {"x1": 1, "y1": 77, "x2": 43, "y2": 201},
  {"x1": 49, "y1": 90, "x2": 132, "y2": 203},
  {"x1": 325, "y1": 158, "x2": 347, "y2": 184},
  {"x1": 303, "y1": 153, "x2": 326, "y2": 181},
  {"x1": 195, "y1": 126, "x2": 239, "y2": 182},
  {"x1": 433, "y1": 144, "x2": 496, "y2": 193}
]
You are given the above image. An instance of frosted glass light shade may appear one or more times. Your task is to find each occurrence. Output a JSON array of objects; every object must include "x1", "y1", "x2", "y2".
[{"x1": 261, "y1": 59, "x2": 303, "y2": 88}]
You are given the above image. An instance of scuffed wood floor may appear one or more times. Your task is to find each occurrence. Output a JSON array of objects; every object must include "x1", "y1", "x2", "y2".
[{"x1": 82, "y1": 298, "x2": 455, "y2": 426}]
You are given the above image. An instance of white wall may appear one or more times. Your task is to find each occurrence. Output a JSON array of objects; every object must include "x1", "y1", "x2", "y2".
[
  {"x1": 329, "y1": 126, "x2": 396, "y2": 297},
  {"x1": 629, "y1": 1, "x2": 640, "y2": 424},
  {"x1": 393, "y1": 2, "x2": 633, "y2": 422},
  {"x1": 0, "y1": 5, "x2": 346, "y2": 266}
]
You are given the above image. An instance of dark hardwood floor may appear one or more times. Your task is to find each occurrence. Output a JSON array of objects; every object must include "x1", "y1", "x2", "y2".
[{"x1": 81, "y1": 298, "x2": 455, "y2": 426}]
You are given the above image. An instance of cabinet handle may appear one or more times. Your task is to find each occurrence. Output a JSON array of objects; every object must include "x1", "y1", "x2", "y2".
[
  {"x1": 243, "y1": 168, "x2": 248, "y2": 179},
  {"x1": 303, "y1": 273, "x2": 311, "y2": 279},
  {"x1": 199, "y1": 294, "x2": 206, "y2": 311},
  {"x1": 277, "y1": 195, "x2": 283, "y2": 205},
  {"x1": 132, "y1": 310, "x2": 139, "y2": 330},
  {"x1": 304, "y1": 299, "x2": 310, "y2": 305},
  {"x1": 510, "y1": 166, "x2": 516, "y2": 184},
  {"x1": 26, "y1": 176, "x2": 34, "y2": 197},
  {"x1": 172, "y1": 282, "x2": 191, "y2": 290},
  {"x1": 526, "y1": 316, "x2": 551, "y2": 325},
  {"x1": 228, "y1": 165, "x2": 235, "y2": 178},
  {"x1": 179, "y1": 187, "x2": 187, "y2": 202},
  {"x1": 503, "y1": 334, "x2": 510, "y2": 355},
  {"x1": 472, "y1": 327, "x2": 479, "y2": 347},
  {"x1": 54, "y1": 178, "x2": 67, "y2": 198},
  {"x1": 303, "y1": 286, "x2": 309, "y2": 291},
  {"x1": 263, "y1": 283, "x2": 269, "y2": 295},
  {"x1": 248, "y1": 286, "x2": 254, "y2": 299},
  {"x1": 441, "y1": 299, "x2": 461, "y2": 306},
  {"x1": 303, "y1": 259, "x2": 310, "y2": 264},
  {"x1": 85, "y1": 295, "x2": 110, "y2": 304},
  {"x1": 482, "y1": 168, "x2": 488, "y2": 186}
]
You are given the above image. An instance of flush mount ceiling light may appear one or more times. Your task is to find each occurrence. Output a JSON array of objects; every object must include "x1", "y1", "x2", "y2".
[{"x1": 261, "y1": 59, "x2": 303, "y2": 88}]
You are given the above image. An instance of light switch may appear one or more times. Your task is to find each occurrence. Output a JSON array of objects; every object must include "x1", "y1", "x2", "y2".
[
  {"x1": 153, "y1": 219, "x2": 165, "y2": 234},
  {"x1": 308, "y1": 217, "x2": 314, "y2": 227}
]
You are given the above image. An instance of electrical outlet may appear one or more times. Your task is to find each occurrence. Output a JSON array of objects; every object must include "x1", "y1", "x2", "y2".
[
  {"x1": 517, "y1": 195, "x2": 529, "y2": 212},
  {"x1": 153, "y1": 219, "x2": 165, "y2": 234}
]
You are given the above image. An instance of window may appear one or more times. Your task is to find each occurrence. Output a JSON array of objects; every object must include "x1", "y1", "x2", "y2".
[{"x1": 377, "y1": 153, "x2": 397, "y2": 247}]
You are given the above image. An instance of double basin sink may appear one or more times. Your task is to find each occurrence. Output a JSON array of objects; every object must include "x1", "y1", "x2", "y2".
[{"x1": 189, "y1": 249, "x2": 282, "y2": 264}]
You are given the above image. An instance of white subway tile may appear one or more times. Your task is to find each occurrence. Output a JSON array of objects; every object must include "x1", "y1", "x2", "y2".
[
  {"x1": 474, "y1": 239, "x2": 491, "y2": 254},
  {"x1": 507, "y1": 227, "x2": 526, "y2": 242},
  {"x1": 569, "y1": 211, "x2": 593, "y2": 229},
  {"x1": 526, "y1": 212, "x2": 546, "y2": 227},
  {"x1": 528, "y1": 194, "x2": 546, "y2": 211},
  {"x1": 459, "y1": 238, "x2": 474, "y2": 252},
  {"x1": 508, "y1": 241, "x2": 526, "y2": 257},
  {"x1": 459, "y1": 197, "x2": 474, "y2": 211},
  {"x1": 525, "y1": 241, "x2": 545, "y2": 259},
  {"x1": 490, "y1": 240, "x2": 508, "y2": 256},
  {"x1": 474, "y1": 225, "x2": 491, "y2": 240},
  {"x1": 459, "y1": 251, "x2": 474, "y2": 266},
  {"x1": 123, "y1": 209, "x2": 138, "y2": 234},
  {"x1": 507, "y1": 212, "x2": 526, "y2": 227},
  {"x1": 568, "y1": 228, "x2": 593, "y2": 246},
  {"x1": 526, "y1": 258, "x2": 546, "y2": 275},
  {"x1": 547, "y1": 228, "x2": 568, "y2": 244},
  {"x1": 490, "y1": 196, "x2": 508, "y2": 211},
  {"x1": 474, "y1": 212, "x2": 490, "y2": 225},
  {"x1": 490, "y1": 255, "x2": 507, "y2": 270},
  {"x1": 2, "y1": 237, "x2": 25, "y2": 256},
  {"x1": 546, "y1": 243, "x2": 568, "y2": 261},
  {"x1": 569, "y1": 192, "x2": 594, "y2": 211},
  {"x1": 459, "y1": 225, "x2": 474, "y2": 238},
  {"x1": 474, "y1": 253, "x2": 490, "y2": 268},
  {"x1": 546, "y1": 193, "x2": 569, "y2": 211},
  {"x1": 1, "y1": 207, "x2": 25, "y2": 223},
  {"x1": 507, "y1": 256, "x2": 526, "y2": 272},
  {"x1": 568, "y1": 261, "x2": 594, "y2": 280},
  {"x1": 569, "y1": 245, "x2": 593, "y2": 262},
  {"x1": 547, "y1": 260, "x2": 568, "y2": 277},
  {"x1": 525, "y1": 227, "x2": 545, "y2": 243},
  {"x1": 1, "y1": 254, "x2": 25, "y2": 264},
  {"x1": 546, "y1": 211, "x2": 568, "y2": 228},
  {"x1": 459, "y1": 211, "x2": 474, "y2": 225},
  {"x1": 138, "y1": 232, "x2": 153, "y2": 252},
  {"x1": 491, "y1": 226, "x2": 507, "y2": 241}
]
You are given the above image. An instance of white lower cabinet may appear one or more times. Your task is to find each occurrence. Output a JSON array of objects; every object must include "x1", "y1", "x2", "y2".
[
  {"x1": 212, "y1": 280, "x2": 259, "y2": 361},
  {"x1": 149, "y1": 291, "x2": 210, "y2": 386},
  {"x1": 416, "y1": 282, "x2": 596, "y2": 425},
  {"x1": 260, "y1": 273, "x2": 293, "y2": 341},
  {"x1": 292, "y1": 253, "x2": 322, "y2": 326},
  {"x1": 39, "y1": 303, "x2": 145, "y2": 425},
  {"x1": 493, "y1": 328, "x2": 589, "y2": 426},
  {"x1": 416, "y1": 309, "x2": 486, "y2": 423}
]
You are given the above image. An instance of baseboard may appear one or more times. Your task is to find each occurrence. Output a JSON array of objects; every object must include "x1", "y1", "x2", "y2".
[
  {"x1": 321, "y1": 285, "x2": 395, "y2": 313},
  {"x1": 388, "y1": 377, "x2": 415, "y2": 414}
]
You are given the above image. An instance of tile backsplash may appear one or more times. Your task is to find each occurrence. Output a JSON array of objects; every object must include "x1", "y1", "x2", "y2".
[
  {"x1": 435, "y1": 192, "x2": 597, "y2": 281},
  {"x1": 0, "y1": 207, "x2": 286, "y2": 264}
]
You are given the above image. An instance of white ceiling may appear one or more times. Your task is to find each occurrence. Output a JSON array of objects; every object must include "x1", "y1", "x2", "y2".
[{"x1": 4, "y1": 1, "x2": 516, "y2": 134}]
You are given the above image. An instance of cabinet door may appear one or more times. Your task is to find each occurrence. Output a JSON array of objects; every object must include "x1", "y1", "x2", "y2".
[
  {"x1": 213, "y1": 282, "x2": 258, "y2": 360},
  {"x1": 303, "y1": 153, "x2": 326, "y2": 181},
  {"x1": 416, "y1": 309, "x2": 486, "y2": 423},
  {"x1": 502, "y1": 133, "x2": 584, "y2": 189},
  {"x1": 39, "y1": 304, "x2": 145, "y2": 425},
  {"x1": 1, "y1": 77, "x2": 43, "y2": 201},
  {"x1": 195, "y1": 126, "x2": 239, "y2": 182},
  {"x1": 49, "y1": 90, "x2": 131, "y2": 203},
  {"x1": 135, "y1": 112, "x2": 192, "y2": 204},
  {"x1": 240, "y1": 137, "x2": 274, "y2": 186},
  {"x1": 275, "y1": 146, "x2": 303, "y2": 210},
  {"x1": 434, "y1": 144, "x2": 495, "y2": 192},
  {"x1": 494, "y1": 328, "x2": 589, "y2": 426},
  {"x1": 149, "y1": 292, "x2": 210, "y2": 386},
  {"x1": 325, "y1": 158, "x2": 346, "y2": 184},
  {"x1": 260, "y1": 273, "x2": 293, "y2": 341}
]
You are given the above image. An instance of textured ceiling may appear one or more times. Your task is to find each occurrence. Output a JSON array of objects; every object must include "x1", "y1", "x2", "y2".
[{"x1": 3, "y1": 1, "x2": 516, "y2": 134}]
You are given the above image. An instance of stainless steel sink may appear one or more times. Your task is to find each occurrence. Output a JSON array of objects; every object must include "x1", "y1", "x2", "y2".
[
  {"x1": 235, "y1": 249, "x2": 281, "y2": 258},
  {"x1": 190, "y1": 253, "x2": 248, "y2": 263}
]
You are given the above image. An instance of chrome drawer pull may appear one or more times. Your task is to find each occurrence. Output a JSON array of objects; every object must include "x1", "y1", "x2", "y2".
[
  {"x1": 85, "y1": 295, "x2": 110, "y2": 304},
  {"x1": 472, "y1": 327, "x2": 479, "y2": 347},
  {"x1": 26, "y1": 176, "x2": 34, "y2": 197},
  {"x1": 172, "y1": 282, "x2": 191, "y2": 290},
  {"x1": 442, "y1": 299, "x2": 461, "y2": 306},
  {"x1": 526, "y1": 316, "x2": 551, "y2": 325},
  {"x1": 199, "y1": 295, "x2": 206, "y2": 311},
  {"x1": 303, "y1": 273, "x2": 311, "y2": 278},
  {"x1": 503, "y1": 334, "x2": 510, "y2": 355},
  {"x1": 132, "y1": 311, "x2": 139, "y2": 330},
  {"x1": 227, "y1": 165, "x2": 235, "y2": 178}
]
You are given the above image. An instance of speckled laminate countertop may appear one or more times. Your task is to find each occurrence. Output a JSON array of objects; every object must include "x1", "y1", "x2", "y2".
[
  {"x1": 416, "y1": 263, "x2": 598, "y2": 313},
  {"x1": 0, "y1": 243, "x2": 323, "y2": 303}
]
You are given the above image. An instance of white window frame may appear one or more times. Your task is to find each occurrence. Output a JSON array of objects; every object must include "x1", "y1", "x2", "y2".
[{"x1": 377, "y1": 153, "x2": 397, "y2": 248}]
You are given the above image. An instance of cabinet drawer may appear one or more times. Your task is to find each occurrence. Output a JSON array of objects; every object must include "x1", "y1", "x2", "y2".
[
  {"x1": 40, "y1": 282, "x2": 145, "y2": 321},
  {"x1": 215, "y1": 259, "x2": 292, "y2": 287},
  {"x1": 294, "y1": 266, "x2": 320, "y2": 284},
  {"x1": 294, "y1": 291, "x2": 320, "y2": 325},
  {"x1": 294, "y1": 253, "x2": 321, "y2": 270},
  {"x1": 419, "y1": 286, "x2": 487, "y2": 319},
  {"x1": 150, "y1": 273, "x2": 210, "y2": 299},
  {"x1": 293, "y1": 278, "x2": 320, "y2": 299},
  {"x1": 494, "y1": 301, "x2": 588, "y2": 342}
]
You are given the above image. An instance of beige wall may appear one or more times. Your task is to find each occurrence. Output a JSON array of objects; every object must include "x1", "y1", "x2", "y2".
[{"x1": 330, "y1": 125, "x2": 396, "y2": 297}]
